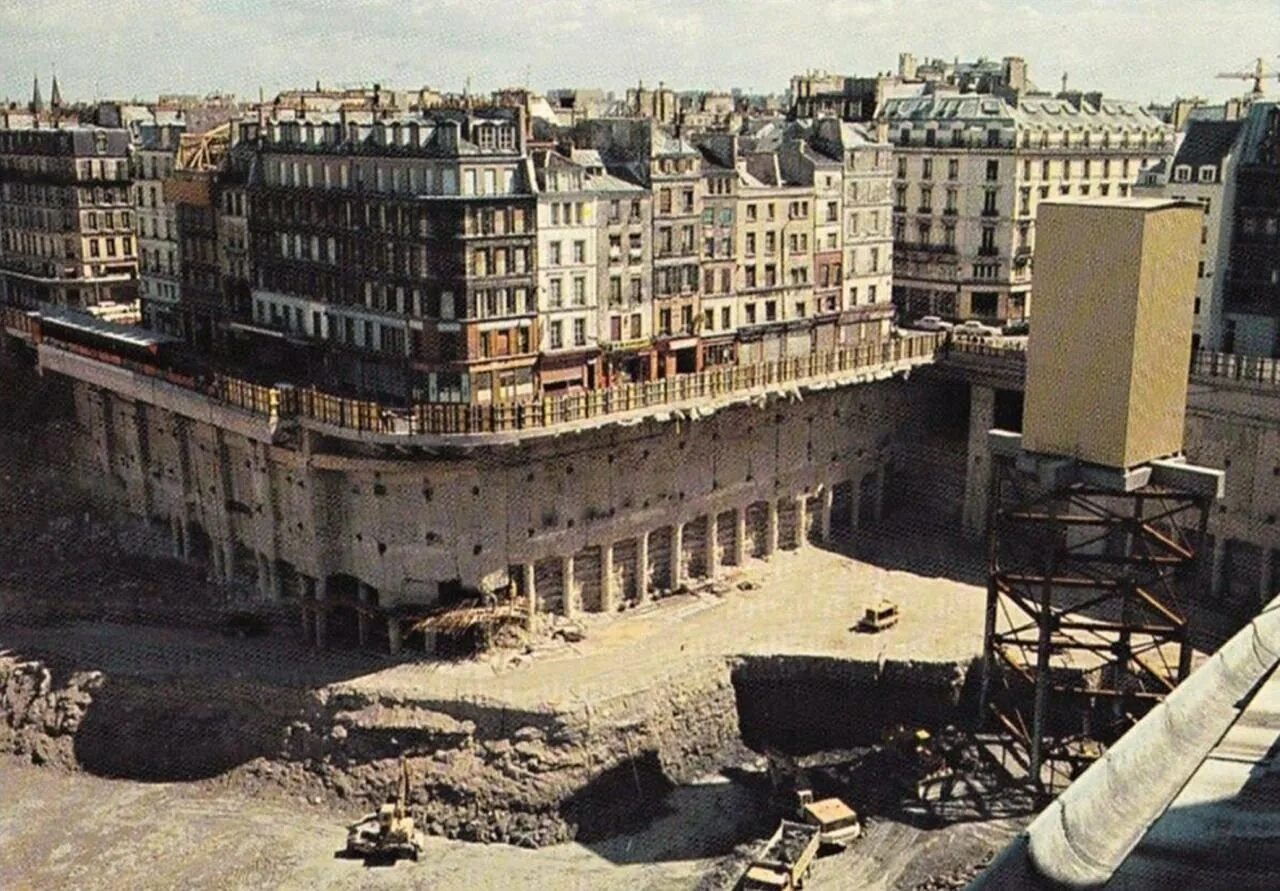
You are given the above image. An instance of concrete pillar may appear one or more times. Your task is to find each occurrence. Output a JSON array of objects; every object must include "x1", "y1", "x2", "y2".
[
  {"x1": 210, "y1": 540, "x2": 226, "y2": 582},
  {"x1": 256, "y1": 554, "x2": 271, "y2": 598},
  {"x1": 170, "y1": 516, "x2": 184, "y2": 559},
  {"x1": 314, "y1": 576, "x2": 328, "y2": 649},
  {"x1": 766, "y1": 501, "x2": 779, "y2": 556},
  {"x1": 523, "y1": 562, "x2": 537, "y2": 625},
  {"x1": 795, "y1": 495, "x2": 809, "y2": 548},
  {"x1": 387, "y1": 617, "x2": 403, "y2": 656},
  {"x1": 1211, "y1": 537, "x2": 1227, "y2": 600},
  {"x1": 222, "y1": 540, "x2": 237, "y2": 584},
  {"x1": 637, "y1": 531, "x2": 651, "y2": 602},
  {"x1": 600, "y1": 543, "x2": 616, "y2": 612},
  {"x1": 708, "y1": 515, "x2": 721, "y2": 579},
  {"x1": 300, "y1": 576, "x2": 314, "y2": 642},
  {"x1": 733, "y1": 508, "x2": 747, "y2": 566},
  {"x1": 562, "y1": 554, "x2": 577, "y2": 618},
  {"x1": 268, "y1": 560, "x2": 282, "y2": 601},
  {"x1": 962, "y1": 384, "x2": 998, "y2": 539},
  {"x1": 357, "y1": 582, "x2": 373, "y2": 648},
  {"x1": 820, "y1": 486, "x2": 834, "y2": 542},
  {"x1": 671, "y1": 522, "x2": 685, "y2": 587}
]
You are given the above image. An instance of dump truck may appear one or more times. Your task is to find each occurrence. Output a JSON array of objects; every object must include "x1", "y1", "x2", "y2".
[
  {"x1": 739, "y1": 820, "x2": 821, "y2": 890},
  {"x1": 857, "y1": 599, "x2": 900, "y2": 632},
  {"x1": 344, "y1": 757, "x2": 425, "y2": 862}
]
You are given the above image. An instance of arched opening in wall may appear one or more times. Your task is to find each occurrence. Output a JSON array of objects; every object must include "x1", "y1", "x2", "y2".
[
  {"x1": 324, "y1": 573, "x2": 363, "y2": 649},
  {"x1": 682, "y1": 515, "x2": 709, "y2": 579},
  {"x1": 716, "y1": 510, "x2": 738, "y2": 568},
  {"x1": 274, "y1": 559, "x2": 298, "y2": 599},
  {"x1": 648, "y1": 526, "x2": 674, "y2": 593},
  {"x1": 804, "y1": 494, "x2": 822, "y2": 544},
  {"x1": 858, "y1": 471, "x2": 880, "y2": 526},
  {"x1": 534, "y1": 558, "x2": 565, "y2": 616},
  {"x1": 612, "y1": 539, "x2": 640, "y2": 607},
  {"x1": 745, "y1": 501, "x2": 770, "y2": 558},
  {"x1": 186, "y1": 520, "x2": 212, "y2": 564},
  {"x1": 574, "y1": 546, "x2": 603, "y2": 612},
  {"x1": 830, "y1": 481, "x2": 855, "y2": 536},
  {"x1": 777, "y1": 498, "x2": 800, "y2": 550}
]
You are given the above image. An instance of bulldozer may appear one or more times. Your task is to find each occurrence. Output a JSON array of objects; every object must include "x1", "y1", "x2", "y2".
[{"x1": 344, "y1": 756, "x2": 426, "y2": 863}]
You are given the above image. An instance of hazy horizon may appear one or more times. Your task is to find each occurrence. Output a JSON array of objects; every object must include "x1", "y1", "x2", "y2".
[{"x1": 2, "y1": 0, "x2": 1277, "y2": 106}]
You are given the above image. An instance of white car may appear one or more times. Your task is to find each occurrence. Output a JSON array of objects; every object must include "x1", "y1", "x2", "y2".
[
  {"x1": 953, "y1": 319, "x2": 1000, "y2": 338},
  {"x1": 914, "y1": 315, "x2": 954, "y2": 332}
]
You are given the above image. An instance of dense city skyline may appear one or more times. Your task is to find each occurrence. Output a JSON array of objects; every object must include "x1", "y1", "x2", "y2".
[{"x1": 2, "y1": 0, "x2": 1276, "y2": 104}]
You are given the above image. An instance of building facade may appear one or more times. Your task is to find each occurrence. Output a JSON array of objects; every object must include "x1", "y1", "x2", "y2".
[
  {"x1": 0, "y1": 126, "x2": 138, "y2": 311},
  {"x1": 132, "y1": 121, "x2": 185, "y2": 335},
  {"x1": 1222, "y1": 102, "x2": 1280, "y2": 356},
  {"x1": 881, "y1": 94, "x2": 1172, "y2": 323},
  {"x1": 245, "y1": 107, "x2": 538, "y2": 402},
  {"x1": 1136, "y1": 118, "x2": 1246, "y2": 352}
]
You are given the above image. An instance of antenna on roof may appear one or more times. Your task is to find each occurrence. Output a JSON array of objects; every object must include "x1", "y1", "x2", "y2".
[{"x1": 1061, "y1": 71, "x2": 1069, "y2": 94}]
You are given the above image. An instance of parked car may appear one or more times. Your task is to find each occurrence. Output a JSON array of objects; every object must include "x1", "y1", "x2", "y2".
[
  {"x1": 953, "y1": 319, "x2": 1000, "y2": 338},
  {"x1": 913, "y1": 315, "x2": 954, "y2": 332},
  {"x1": 1002, "y1": 319, "x2": 1030, "y2": 337}
]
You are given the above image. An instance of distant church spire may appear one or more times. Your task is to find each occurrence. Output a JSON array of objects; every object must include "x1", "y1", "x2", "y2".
[
  {"x1": 50, "y1": 72, "x2": 62, "y2": 109},
  {"x1": 30, "y1": 74, "x2": 43, "y2": 114}
]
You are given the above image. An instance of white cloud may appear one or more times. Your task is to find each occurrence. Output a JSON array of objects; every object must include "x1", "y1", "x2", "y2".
[{"x1": 0, "y1": 0, "x2": 1276, "y2": 104}]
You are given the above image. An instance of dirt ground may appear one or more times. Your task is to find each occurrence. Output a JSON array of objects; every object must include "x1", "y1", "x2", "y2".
[{"x1": 0, "y1": 757, "x2": 1016, "y2": 891}]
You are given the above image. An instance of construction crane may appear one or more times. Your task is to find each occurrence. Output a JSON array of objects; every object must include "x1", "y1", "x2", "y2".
[{"x1": 1217, "y1": 57, "x2": 1280, "y2": 97}]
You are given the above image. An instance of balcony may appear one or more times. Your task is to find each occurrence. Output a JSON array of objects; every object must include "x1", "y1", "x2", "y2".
[
  {"x1": 917, "y1": 206, "x2": 934, "y2": 215},
  {"x1": 942, "y1": 207, "x2": 958, "y2": 216},
  {"x1": 977, "y1": 246, "x2": 1000, "y2": 257},
  {"x1": 981, "y1": 208, "x2": 1000, "y2": 218}
]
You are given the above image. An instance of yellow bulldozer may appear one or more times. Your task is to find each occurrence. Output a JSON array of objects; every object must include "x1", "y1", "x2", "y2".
[{"x1": 344, "y1": 756, "x2": 426, "y2": 863}]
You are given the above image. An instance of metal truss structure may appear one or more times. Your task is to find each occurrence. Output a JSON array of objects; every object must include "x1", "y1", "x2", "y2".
[{"x1": 978, "y1": 446, "x2": 1215, "y2": 794}]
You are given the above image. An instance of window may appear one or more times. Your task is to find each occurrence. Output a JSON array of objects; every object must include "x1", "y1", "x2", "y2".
[
  {"x1": 922, "y1": 158, "x2": 933, "y2": 180},
  {"x1": 1199, "y1": 166, "x2": 1217, "y2": 183},
  {"x1": 549, "y1": 242, "x2": 561, "y2": 265},
  {"x1": 549, "y1": 279, "x2": 563, "y2": 307},
  {"x1": 610, "y1": 276, "x2": 622, "y2": 305},
  {"x1": 549, "y1": 321, "x2": 563, "y2": 349},
  {"x1": 897, "y1": 157, "x2": 908, "y2": 179},
  {"x1": 572, "y1": 277, "x2": 585, "y2": 305},
  {"x1": 1174, "y1": 165, "x2": 1191, "y2": 183},
  {"x1": 745, "y1": 303, "x2": 757, "y2": 324},
  {"x1": 721, "y1": 306, "x2": 731, "y2": 329},
  {"x1": 573, "y1": 240, "x2": 585, "y2": 263},
  {"x1": 573, "y1": 318, "x2": 586, "y2": 346},
  {"x1": 765, "y1": 300, "x2": 777, "y2": 321},
  {"x1": 986, "y1": 160, "x2": 999, "y2": 181}
]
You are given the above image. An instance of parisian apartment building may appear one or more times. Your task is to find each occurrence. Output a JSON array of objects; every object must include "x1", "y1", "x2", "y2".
[
  {"x1": 881, "y1": 92, "x2": 1173, "y2": 324},
  {"x1": 0, "y1": 79, "x2": 139, "y2": 314}
]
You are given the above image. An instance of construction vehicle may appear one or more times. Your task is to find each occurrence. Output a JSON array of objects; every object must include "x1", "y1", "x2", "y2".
[
  {"x1": 739, "y1": 820, "x2": 821, "y2": 890},
  {"x1": 794, "y1": 789, "x2": 861, "y2": 849},
  {"x1": 344, "y1": 756, "x2": 425, "y2": 862},
  {"x1": 882, "y1": 724, "x2": 954, "y2": 800},
  {"x1": 857, "y1": 599, "x2": 900, "y2": 633}
]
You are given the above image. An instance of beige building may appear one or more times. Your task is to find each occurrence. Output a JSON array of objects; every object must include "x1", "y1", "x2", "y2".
[
  {"x1": 533, "y1": 149, "x2": 601, "y2": 392},
  {"x1": 0, "y1": 125, "x2": 138, "y2": 311},
  {"x1": 132, "y1": 121, "x2": 184, "y2": 334},
  {"x1": 882, "y1": 94, "x2": 1172, "y2": 323}
]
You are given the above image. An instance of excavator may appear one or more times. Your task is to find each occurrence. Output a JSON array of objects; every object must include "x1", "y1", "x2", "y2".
[{"x1": 344, "y1": 756, "x2": 426, "y2": 863}]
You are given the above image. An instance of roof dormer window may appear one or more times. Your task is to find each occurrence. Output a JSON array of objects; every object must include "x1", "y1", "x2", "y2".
[
  {"x1": 1198, "y1": 165, "x2": 1217, "y2": 184},
  {"x1": 1174, "y1": 165, "x2": 1192, "y2": 183}
]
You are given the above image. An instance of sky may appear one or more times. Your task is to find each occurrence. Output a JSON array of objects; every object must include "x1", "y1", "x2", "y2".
[{"x1": 2, "y1": 0, "x2": 1278, "y2": 106}]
